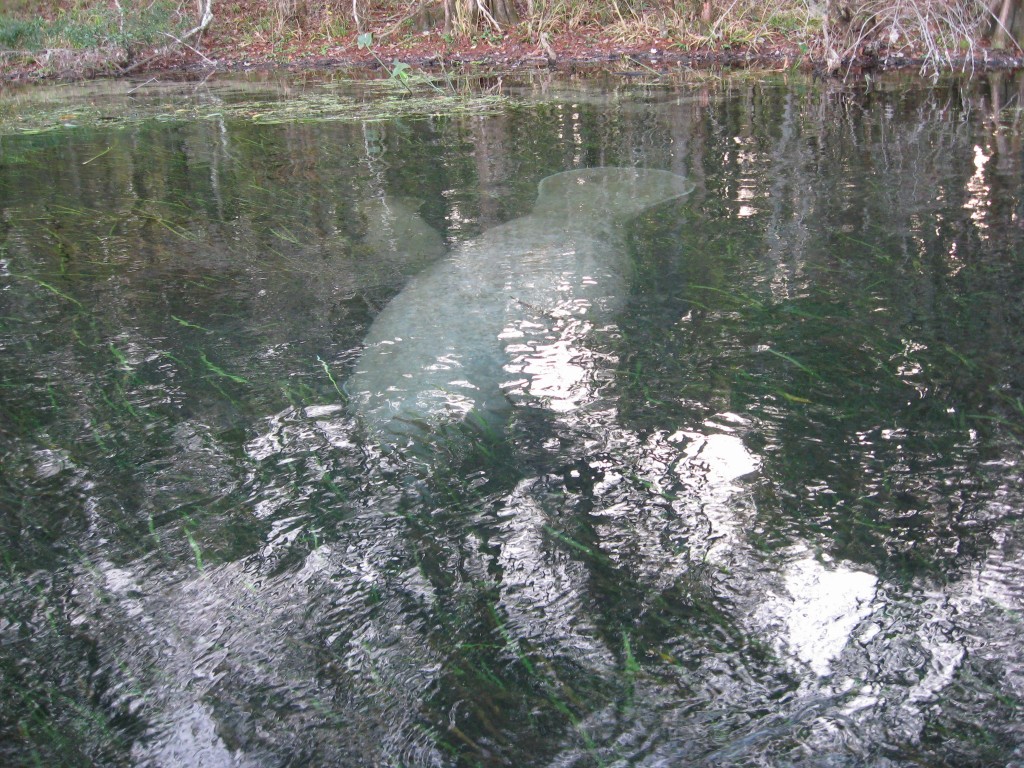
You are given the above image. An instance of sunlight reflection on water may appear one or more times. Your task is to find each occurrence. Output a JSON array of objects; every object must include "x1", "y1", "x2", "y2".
[{"x1": 3, "y1": 72, "x2": 1024, "y2": 767}]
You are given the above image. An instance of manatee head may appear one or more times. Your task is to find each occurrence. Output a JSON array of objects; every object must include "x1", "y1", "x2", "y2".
[{"x1": 533, "y1": 167, "x2": 695, "y2": 225}]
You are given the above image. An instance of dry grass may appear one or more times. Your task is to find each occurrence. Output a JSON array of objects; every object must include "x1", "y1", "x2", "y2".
[{"x1": 824, "y1": 0, "x2": 992, "y2": 74}]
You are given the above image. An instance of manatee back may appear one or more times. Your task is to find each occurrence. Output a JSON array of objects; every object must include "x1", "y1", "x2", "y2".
[{"x1": 534, "y1": 167, "x2": 695, "y2": 224}]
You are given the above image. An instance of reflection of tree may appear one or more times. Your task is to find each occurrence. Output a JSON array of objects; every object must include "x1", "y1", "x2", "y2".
[
  {"x1": 3, "y1": 75, "x2": 1024, "y2": 766},
  {"x1": 622, "y1": 79, "x2": 1023, "y2": 580}
]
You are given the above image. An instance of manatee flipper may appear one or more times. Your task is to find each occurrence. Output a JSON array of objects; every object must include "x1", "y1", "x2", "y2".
[{"x1": 356, "y1": 195, "x2": 444, "y2": 268}]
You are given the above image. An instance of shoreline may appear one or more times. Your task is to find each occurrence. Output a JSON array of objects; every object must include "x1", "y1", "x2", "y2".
[{"x1": 4, "y1": 26, "x2": 1024, "y2": 85}]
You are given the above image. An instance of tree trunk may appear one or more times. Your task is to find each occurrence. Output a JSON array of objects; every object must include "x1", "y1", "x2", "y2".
[
  {"x1": 822, "y1": 0, "x2": 853, "y2": 73},
  {"x1": 444, "y1": 0, "x2": 518, "y2": 33},
  {"x1": 488, "y1": 0, "x2": 518, "y2": 27},
  {"x1": 991, "y1": 0, "x2": 1024, "y2": 51}
]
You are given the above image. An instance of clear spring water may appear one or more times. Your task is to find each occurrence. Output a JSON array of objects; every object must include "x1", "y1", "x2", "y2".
[{"x1": 1, "y1": 70, "x2": 1023, "y2": 767}]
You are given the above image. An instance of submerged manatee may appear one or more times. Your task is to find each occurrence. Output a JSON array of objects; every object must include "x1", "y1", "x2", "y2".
[{"x1": 347, "y1": 167, "x2": 695, "y2": 451}]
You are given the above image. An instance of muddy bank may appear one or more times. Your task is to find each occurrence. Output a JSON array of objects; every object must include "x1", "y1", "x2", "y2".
[{"x1": 4, "y1": 25, "x2": 1024, "y2": 85}]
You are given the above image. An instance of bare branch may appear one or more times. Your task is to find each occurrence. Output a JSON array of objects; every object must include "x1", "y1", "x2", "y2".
[{"x1": 121, "y1": 0, "x2": 214, "y2": 75}]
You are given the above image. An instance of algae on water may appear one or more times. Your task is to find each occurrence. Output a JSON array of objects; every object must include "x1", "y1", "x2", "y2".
[{"x1": 0, "y1": 75, "x2": 510, "y2": 136}]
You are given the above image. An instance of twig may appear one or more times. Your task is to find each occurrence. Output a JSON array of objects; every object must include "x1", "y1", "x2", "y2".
[
  {"x1": 160, "y1": 31, "x2": 215, "y2": 65},
  {"x1": 987, "y1": 0, "x2": 1024, "y2": 53},
  {"x1": 627, "y1": 54, "x2": 663, "y2": 78},
  {"x1": 709, "y1": 0, "x2": 743, "y2": 38},
  {"x1": 126, "y1": 76, "x2": 159, "y2": 93},
  {"x1": 193, "y1": 67, "x2": 216, "y2": 89}
]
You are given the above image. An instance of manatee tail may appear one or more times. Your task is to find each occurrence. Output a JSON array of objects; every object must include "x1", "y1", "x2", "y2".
[{"x1": 533, "y1": 167, "x2": 695, "y2": 223}]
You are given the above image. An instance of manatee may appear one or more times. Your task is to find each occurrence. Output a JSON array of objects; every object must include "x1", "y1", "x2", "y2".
[
  {"x1": 357, "y1": 195, "x2": 446, "y2": 273},
  {"x1": 346, "y1": 167, "x2": 695, "y2": 452}
]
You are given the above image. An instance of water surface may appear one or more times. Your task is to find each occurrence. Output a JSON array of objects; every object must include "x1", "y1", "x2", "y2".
[{"x1": 1, "y1": 70, "x2": 1023, "y2": 766}]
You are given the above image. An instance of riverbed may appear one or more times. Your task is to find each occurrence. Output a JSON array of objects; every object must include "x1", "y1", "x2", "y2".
[{"x1": 1, "y1": 70, "x2": 1022, "y2": 766}]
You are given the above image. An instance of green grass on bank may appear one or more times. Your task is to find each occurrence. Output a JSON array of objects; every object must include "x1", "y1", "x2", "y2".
[{"x1": 0, "y1": 0, "x2": 184, "y2": 54}]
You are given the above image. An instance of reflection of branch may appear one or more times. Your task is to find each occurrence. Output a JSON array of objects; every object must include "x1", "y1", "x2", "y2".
[{"x1": 121, "y1": 0, "x2": 214, "y2": 75}]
